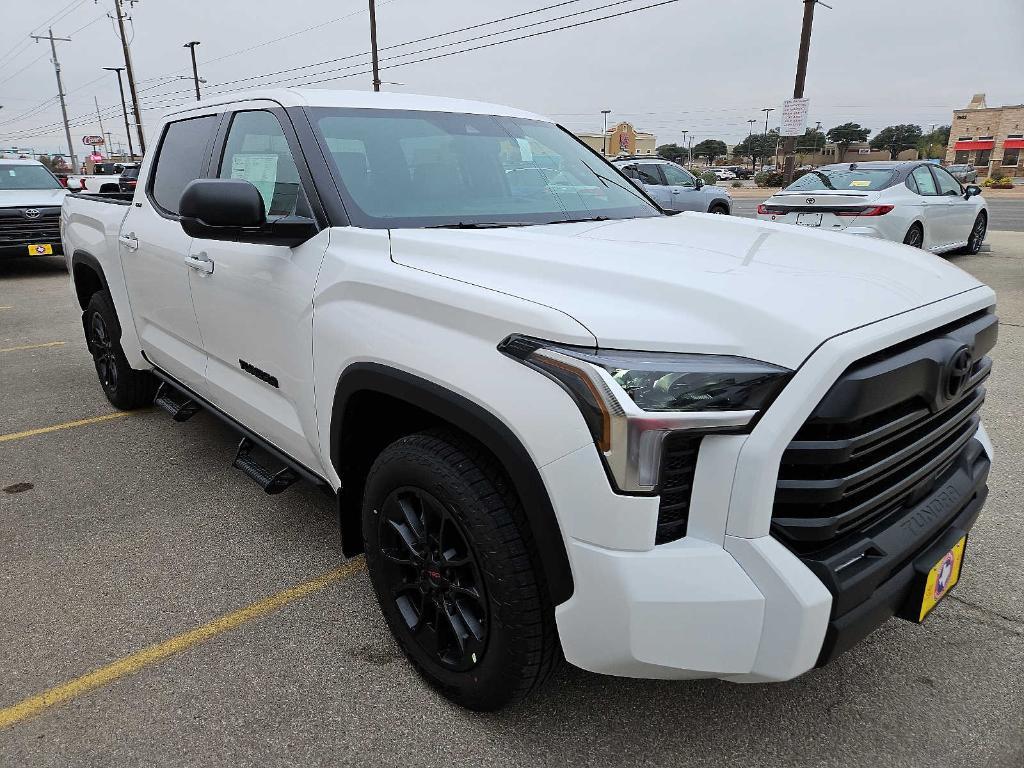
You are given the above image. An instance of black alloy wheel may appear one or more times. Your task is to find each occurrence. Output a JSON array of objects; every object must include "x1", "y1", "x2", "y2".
[
  {"x1": 966, "y1": 213, "x2": 987, "y2": 254},
  {"x1": 377, "y1": 485, "x2": 488, "y2": 671},
  {"x1": 89, "y1": 310, "x2": 119, "y2": 392}
]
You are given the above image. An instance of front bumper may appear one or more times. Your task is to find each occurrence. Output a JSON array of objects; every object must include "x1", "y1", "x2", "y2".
[
  {"x1": 548, "y1": 289, "x2": 997, "y2": 682},
  {"x1": 0, "y1": 242, "x2": 64, "y2": 259}
]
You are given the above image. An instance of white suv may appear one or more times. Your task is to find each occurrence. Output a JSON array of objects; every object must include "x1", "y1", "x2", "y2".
[{"x1": 62, "y1": 89, "x2": 996, "y2": 711}]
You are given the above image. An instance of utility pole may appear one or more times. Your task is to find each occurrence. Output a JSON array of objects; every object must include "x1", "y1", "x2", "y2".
[
  {"x1": 103, "y1": 67, "x2": 135, "y2": 160},
  {"x1": 781, "y1": 0, "x2": 829, "y2": 185},
  {"x1": 368, "y1": 0, "x2": 381, "y2": 91},
  {"x1": 601, "y1": 110, "x2": 611, "y2": 155},
  {"x1": 31, "y1": 29, "x2": 77, "y2": 172},
  {"x1": 112, "y1": 0, "x2": 145, "y2": 153},
  {"x1": 94, "y1": 96, "x2": 107, "y2": 157},
  {"x1": 183, "y1": 41, "x2": 201, "y2": 101},
  {"x1": 681, "y1": 130, "x2": 688, "y2": 165},
  {"x1": 747, "y1": 119, "x2": 756, "y2": 172},
  {"x1": 761, "y1": 107, "x2": 774, "y2": 172}
]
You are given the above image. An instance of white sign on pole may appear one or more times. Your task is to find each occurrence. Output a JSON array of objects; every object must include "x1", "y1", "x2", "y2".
[{"x1": 780, "y1": 98, "x2": 810, "y2": 137}]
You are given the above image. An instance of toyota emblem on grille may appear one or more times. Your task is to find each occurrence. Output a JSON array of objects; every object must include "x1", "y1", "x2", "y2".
[
  {"x1": 943, "y1": 346, "x2": 972, "y2": 401},
  {"x1": 806, "y1": 197, "x2": 815, "y2": 204},
  {"x1": 23, "y1": 208, "x2": 41, "y2": 219}
]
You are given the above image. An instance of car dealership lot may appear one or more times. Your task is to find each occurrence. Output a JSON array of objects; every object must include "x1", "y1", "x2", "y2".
[{"x1": 1, "y1": 237, "x2": 1023, "y2": 767}]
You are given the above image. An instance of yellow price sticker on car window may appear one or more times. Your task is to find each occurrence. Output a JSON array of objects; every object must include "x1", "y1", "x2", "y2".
[{"x1": 850, "y1": 180, "x2": 871, "y2": 187}]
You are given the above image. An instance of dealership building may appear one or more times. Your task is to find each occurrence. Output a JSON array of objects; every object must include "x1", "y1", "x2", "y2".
[{"x1": 945, "y1": 94, "x2": 1024, "y2": 178}]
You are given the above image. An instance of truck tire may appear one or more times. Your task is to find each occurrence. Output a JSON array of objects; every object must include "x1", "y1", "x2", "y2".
[
  {"x1": 362, "y1": 429, "x2": 560, "y2": 711},
  {"x1": 84, "y1": 290, "x2": 157, "y2": 410}
]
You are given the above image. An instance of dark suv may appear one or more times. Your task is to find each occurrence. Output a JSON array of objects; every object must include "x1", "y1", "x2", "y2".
[{"x1": 118, "y1": 166, "x2": 140, "y2": 193}]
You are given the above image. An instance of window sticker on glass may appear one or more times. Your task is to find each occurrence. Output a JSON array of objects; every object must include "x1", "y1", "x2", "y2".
[
  {"x1": 849, "y1": 179, "x2": 871, "y2": 187},
  {"x1": 516, "y1": 138, "x2": 533, "y2": 162},
  {"x1": 230, "y1": 154, "x2": 279, "y2": 210}
]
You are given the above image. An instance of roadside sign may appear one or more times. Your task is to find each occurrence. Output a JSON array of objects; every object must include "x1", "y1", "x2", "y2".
[
  {"x1": 858, "y1": 148, "x2": 871, "y2": 155},
  {"x1": 82, "y1": 135, "x2": 104, "y2": 146},
  {"x1": 780, "y1": 98, "x2": 809, "y2": 137}
]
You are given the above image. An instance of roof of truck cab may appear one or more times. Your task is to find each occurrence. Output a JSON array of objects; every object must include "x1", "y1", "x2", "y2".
[{"x1": 162, "y1": 88, "x2": 550, "y2": 122}]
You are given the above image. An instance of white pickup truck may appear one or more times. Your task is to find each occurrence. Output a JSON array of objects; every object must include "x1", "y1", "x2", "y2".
[{"x1": 61, "y1": 89, "x2": 998, "y2": 711}]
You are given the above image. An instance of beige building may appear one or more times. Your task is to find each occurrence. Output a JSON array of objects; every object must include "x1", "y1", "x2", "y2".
[
  {"x1": 945, "y1": 94, "x2": 1024, "y2": 178},
  {"x1": 576, "y1": 122, "x2": 656, "y2": 157}
]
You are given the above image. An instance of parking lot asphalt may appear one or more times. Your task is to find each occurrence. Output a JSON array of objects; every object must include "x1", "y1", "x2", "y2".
[{"x1": 1, "y1": 233, "x2": 1023, "y2": 768}]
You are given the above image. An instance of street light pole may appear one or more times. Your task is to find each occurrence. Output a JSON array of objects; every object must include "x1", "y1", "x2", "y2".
[
  {"x1": 368, "y1": 0, "x2": 381, "y2": 91},
  {"x1": 747, "y1": 119, "x2": 756, "y2": 172},
  {"x1": 761, "y1": 107, "x2": 774, "y2": 172},
  {"x1": 681, "y1": 130, "x2": 688, "y2": 165},
  {"x1": 103, "y1": 67, "x2": 135, "y2": 160},
  {"x1": 601, "y1": 110, "x2": 611, "y2": 156},
  {"x1": 184, "y1": 41, "x2": 201, "y2": 101}
]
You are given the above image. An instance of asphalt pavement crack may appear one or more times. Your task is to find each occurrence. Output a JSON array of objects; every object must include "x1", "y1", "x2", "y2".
[{"x1": 947, "y1": 594, "x2": 1023, "y2": 637}]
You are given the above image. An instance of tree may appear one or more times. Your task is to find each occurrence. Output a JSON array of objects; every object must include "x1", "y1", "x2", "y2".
[
  {"x1": 826, "y1": 122, "x2": 871, "y2": 161},
  {"x1": 36, "y1": 154, "x2": 68, "y2": 172},
  {"x1": 691, "y1": 139, "x2": 727, "y2": 165},
  {"x1": 656, "y1": 143, "x2": 687, "y2": 163},
  {"x1": 917, "y1": 125, "x2": 951, "y2": 160},
  {"x1": 795, "y1": 127, "x2": 827, "y2": 152},
  {"x1": 869, "y1": 124, "x2": 923, "y2": 160},
  {"x1": 733, "y1": 129, "x2": 780, "y2": 167}
]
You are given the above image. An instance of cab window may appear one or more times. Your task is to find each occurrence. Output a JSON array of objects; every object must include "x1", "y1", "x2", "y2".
[
  {"x1": 910, "y1": 165, "x2": 938, "y2": 196},
  {"x1": 149, "y1": 115, "x2": 219, "y2": 215},
  {"x1": 661, "y1": 164, "x2": 695, "y2": 187},
  {"x1": 218, "y1": 110, "x2": 306, "y2": 218},
  {"x1": 635, "y1": 164, "x2": 664, "y2": 185}
]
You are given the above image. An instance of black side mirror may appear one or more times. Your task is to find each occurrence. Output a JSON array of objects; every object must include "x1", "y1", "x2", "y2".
[
  {"x1": 964, "y1": 184, "x2": 981, "y2": 200},
  {"x1": 179, "y1": 178, "x2": 317, "y2": 247},
  {"x1": 694, "y1": 177, "x2": 704, "y2": 190}
]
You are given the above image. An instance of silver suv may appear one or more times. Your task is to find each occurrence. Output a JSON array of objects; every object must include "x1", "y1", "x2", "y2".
[{"x1": 612, "y1": 157, "x2": 732, "y2": 214}]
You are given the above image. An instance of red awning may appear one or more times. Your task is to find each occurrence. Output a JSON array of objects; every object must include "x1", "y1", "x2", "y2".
[
  {"x1": 954, "y1": 140, "x2": 995, "y2": 151},
  {"x1": 1003, "y1": 139, "x2": 1024, "y2": 150}
]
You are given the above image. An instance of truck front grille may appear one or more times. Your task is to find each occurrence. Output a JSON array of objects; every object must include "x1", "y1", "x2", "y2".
[
  {"x1": 0, "y1": 208, "x2": 61, "y2": 246},
  {"x1": 655, "y1": 433, "x2": 701, "y2": 544},
  {"x1": 772, "y1": 309, "x2": 997, "y2": 554}
]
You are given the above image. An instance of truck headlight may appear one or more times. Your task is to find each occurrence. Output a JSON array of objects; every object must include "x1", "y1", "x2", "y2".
[{"x1": 499, "y1": 335, "x2": 791, "y2": 492}]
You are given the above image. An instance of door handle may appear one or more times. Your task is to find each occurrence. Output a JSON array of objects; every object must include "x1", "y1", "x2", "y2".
[
  {"x1": 185, "y1": 253, "x2": 214, "y2": 274},
  {"x1": 119, "y1": 233, "x2": 139, "y2": 251},
  {"x1": 671, "y1": 189, "x2": 681, "y2": 194}
]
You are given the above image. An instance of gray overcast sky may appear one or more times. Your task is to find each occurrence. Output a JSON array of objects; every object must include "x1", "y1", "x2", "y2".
[{"x1": 1, "y1": 0, "x2": 1021, "y2": 156}]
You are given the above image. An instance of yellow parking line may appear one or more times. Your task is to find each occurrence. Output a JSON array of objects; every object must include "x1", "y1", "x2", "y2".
[
  {"x1": 0, "y1": 306, "x2": 12, "y2": 310},
  {"x1": 0, "y1": 559, "x2": 366, "y2": 729},
  {"x1": 0, "y1": 412, "x2": 130, "y2": 443},
  {"x1": 0, "y1": 341, "x2": 66, "y2": 353}
]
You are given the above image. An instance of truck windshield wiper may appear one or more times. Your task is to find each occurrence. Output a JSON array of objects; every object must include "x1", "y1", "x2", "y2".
[
  {"x1": 550, "y1": 216, "x2": 612, "y2": 224},
  {"x1": 425, "y1": 221, "x2": 534, "y2": 229}
]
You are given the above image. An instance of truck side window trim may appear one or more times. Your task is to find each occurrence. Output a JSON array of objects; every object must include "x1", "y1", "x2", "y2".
[{"x1": 145, "y1": 113, "x2": 223, "y2": 221}]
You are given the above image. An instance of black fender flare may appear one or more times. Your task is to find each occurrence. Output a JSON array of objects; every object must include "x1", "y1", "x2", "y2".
[
  {"x1": 331, "y1": 362, "x2": 574, "y2": 605},
  {"x1": 707, "y1": 197, "x2": 732, "y2": 213},
  {"x1": 70, "y1": 250, "x2": 111, "y2": 308}
]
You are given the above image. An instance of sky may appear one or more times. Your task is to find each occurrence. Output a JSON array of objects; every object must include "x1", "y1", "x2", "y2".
[{"x1": 0, "y1": 0, "x2": 1021, "y2": 158}]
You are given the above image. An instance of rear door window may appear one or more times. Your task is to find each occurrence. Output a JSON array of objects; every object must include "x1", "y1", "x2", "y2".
[
  {"x1": 149, "y1": 115, "x2": 219, "y2": 215},
  {"x1": 661, "y1": 164, "x2": 695, "y2": 187}
]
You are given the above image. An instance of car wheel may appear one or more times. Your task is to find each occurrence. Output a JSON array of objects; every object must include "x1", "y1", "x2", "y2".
[
  {"x1": 961, "y1": 212, "x2": 987, "y2": 255},
  {"x1": 709, "y1": 204, "x2": 729, "y2": 215},
  {"x1": 362, "y1": 430, "x2": 560, "y2": 711},
  {"x1": 903, "y1": 223, "x2": 924, "y2": 248},
  {"x1": 84, "y1": 290, "x2": 157, "y2": 409}
]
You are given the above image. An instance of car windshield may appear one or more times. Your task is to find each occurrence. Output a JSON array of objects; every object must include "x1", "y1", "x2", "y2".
[
  {"x1": 785, "y1": 168, "x2": 894, "y2": 192},
  {"x1": 0, "y1": 163, "x2": 62, "y2": 190},
  {"x1": 311, "y1": 108, "x2": 660, "y2": 228}
]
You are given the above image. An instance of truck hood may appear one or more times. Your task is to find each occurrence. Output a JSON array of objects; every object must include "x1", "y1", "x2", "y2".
[
  {"x1": 0, "y1": 188, "x2": 67, "y2": 209},
  {"x1": 388, "y1": 214, "x2": 984, "y2": 369}
]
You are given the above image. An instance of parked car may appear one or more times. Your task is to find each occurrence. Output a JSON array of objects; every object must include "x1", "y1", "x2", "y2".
[
  {"x1": 711, "y1": 167, "x2": 737, "y2": 181},
  {"x1": 722, "y1": 165, "x2": 753, "y2": 179},
  {"x1": 947, "y1": 164, "x2": 979, "y2": 183},
  {"x1": 63, "y1": 89, "x2": 996, "y2": 712},
  {"x1": 612, "y1": 157, "x2": 732, "y2": 213},
  {"x1": 118, "y1": 165, "x2": 140, "y2": 193},
  {"x1": 756, "y1": 161, "x2": 987, "y2": 253},
  {"x1": 67, "y1": 161, "x2": 131, "y2": 194},
  {"x1": 0, "y1": 158, "x2": 67, "y2": 262}
]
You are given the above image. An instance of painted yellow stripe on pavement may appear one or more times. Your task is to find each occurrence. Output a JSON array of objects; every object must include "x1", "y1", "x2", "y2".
[
  {"x1": 0, "y1": 341, "x2": 66, "y2": 353},
  {"x1": 0, "y1": 412, "x2": 130, "y2": 443},
  {"x1": 0, "y1": 306, "x2": 12, "y2": 310},
  {"x1": 0, "y1": 559, "x2": 366, "y2": 729}
]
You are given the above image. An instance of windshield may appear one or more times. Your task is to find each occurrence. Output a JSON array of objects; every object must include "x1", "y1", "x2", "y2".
[
  {"x1": 0, "y1": 164, "x2": 62, "y2": 190},
  {"x1": 311, "y1": 108, "x2": 660, "y2": 228},
  {"x1": 785, "y1": 168, "x2": 894, "y2": 192}
]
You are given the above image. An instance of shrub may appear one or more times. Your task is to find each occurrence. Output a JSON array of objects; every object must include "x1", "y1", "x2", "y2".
[
  {"x1": 700, "y1": 171, "x2": 718, "y2": 186},
  {"x1": 755, "y1": 170, "x2": 784, "y2": 188},
  {"x1": 731, "y1": 180, "x2": 742, "y2": 188},
  {"x1": 983, "y1": 175, "x2": 1014, "y2": 189}
]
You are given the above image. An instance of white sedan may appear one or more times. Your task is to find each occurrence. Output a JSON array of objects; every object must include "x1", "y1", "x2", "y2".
[
  {"x1": 711, "y1": 167, "x2": 737, "y2": 181},
  {"x1": 756, "y1": 161, "x2": 988, "y2": 254}
]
